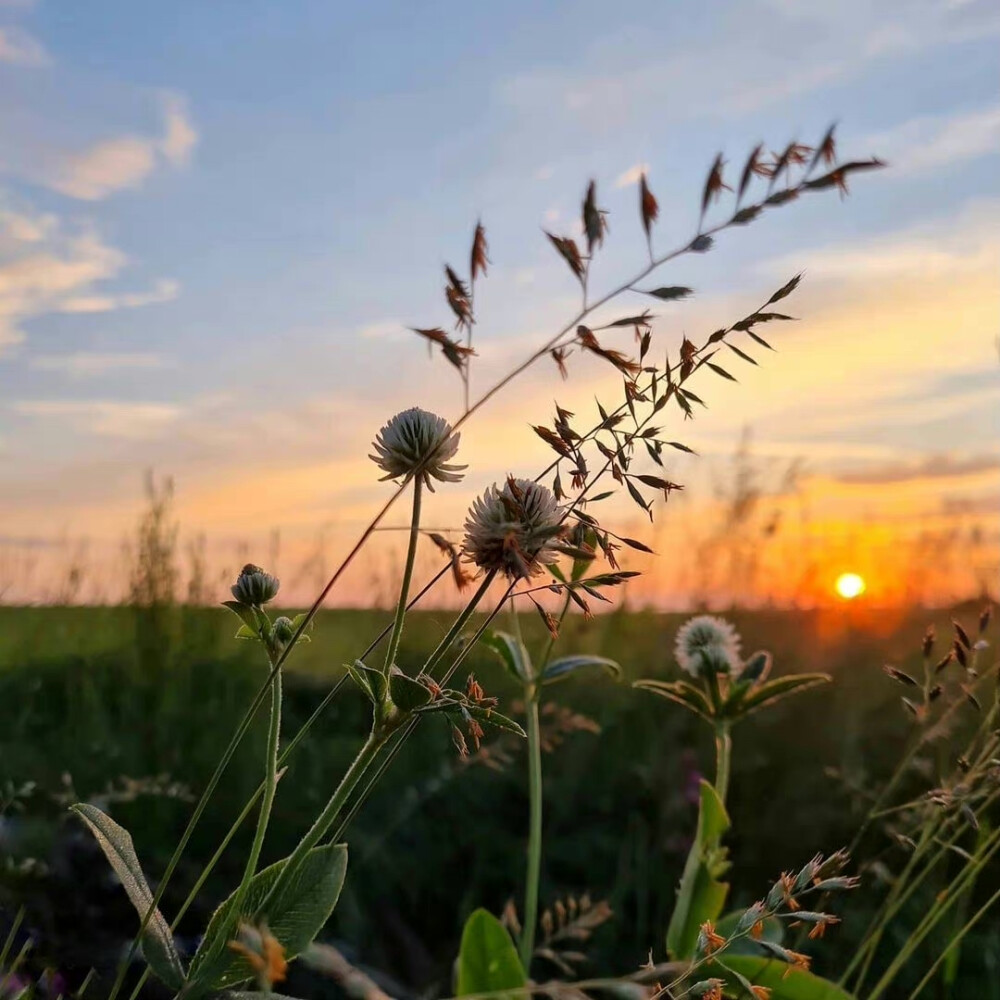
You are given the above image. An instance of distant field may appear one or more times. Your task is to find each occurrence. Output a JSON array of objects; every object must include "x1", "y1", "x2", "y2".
[{"x1": 1, "y1": 599, "x2": 996, "y2": 994}]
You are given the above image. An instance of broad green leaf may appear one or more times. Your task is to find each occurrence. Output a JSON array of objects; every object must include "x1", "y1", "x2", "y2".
[
  {"x1": 666, "y1": 780, "x2": 731, "y2": 960},
  {"x1": 222, "y1": 601, "x2": 263, "y2": 634},
  {"x1": 708, "y1": 956, "x2": 856, "y2": 999},
  {"x1": 189, "y1": 844, "x2": 347, "y2": 992},
  {"x1": 541, "y1": 654, "x2": 622, "y2": 685},
  {"x1": 389, "y1": 669, "x2": 432, "y2": 711},
  {"x1": 739, "y1": 674, "x2": 830, "y2": 717},
  {"x1": 482, "y1": 631, "x2": 532, "y2": 684},
  {"x1": 456, "y1": 908, "x2": 526, "y2": 998},
  {"x1": 635, "y1": 679, "x2": 714, "y2": 720},
  {"x1": 71, "y1": 804, "x2": 186, "y2": 990},
  {"x1": 234, "y1": 624, "x2": 258, "y2": 640}
]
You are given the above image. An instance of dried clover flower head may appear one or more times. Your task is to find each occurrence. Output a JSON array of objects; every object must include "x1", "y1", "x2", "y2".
[
  {"x1": 675, "y1": 615, "x2": 742, "y2": 678},
  {"x1": 370, "y1": 407, "x2": 465, "y2": 490},
  {"x1": 463, "y1": 477, "x2": 564, "y2": 580},
  {"x1": 231, "y1": 564, "x2": 279, "y2": 607}
]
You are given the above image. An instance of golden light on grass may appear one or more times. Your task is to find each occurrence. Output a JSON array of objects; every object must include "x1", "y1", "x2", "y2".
[{"x1": 835, "y1": 572, "x2": 867, "y2": 600}]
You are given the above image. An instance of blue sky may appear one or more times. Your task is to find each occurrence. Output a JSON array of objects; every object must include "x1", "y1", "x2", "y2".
[{"x1": 1, "y1": 0, "x2": 998, "y2": 603}]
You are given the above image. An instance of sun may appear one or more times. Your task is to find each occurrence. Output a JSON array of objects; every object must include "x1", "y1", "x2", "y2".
[{"x1": 835, "y1": 572, "x2": 867, "y2": 600}]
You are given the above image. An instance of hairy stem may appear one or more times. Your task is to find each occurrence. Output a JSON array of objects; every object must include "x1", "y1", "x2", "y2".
[
  {"x1": 520, "y1": 689, "x2": 544, "y2": 970},
  {"x1": 714, "y1": 721, "x2": 732, "y2": 803},
  {"x1": 383, "y1": 478, "x2": 423, "y2": 673},
  {"x1": 256, "y1": 730, "x2": 386, "y2": 919}
]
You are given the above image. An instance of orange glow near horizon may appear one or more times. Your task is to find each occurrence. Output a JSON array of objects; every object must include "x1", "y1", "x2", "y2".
[{"x1": 835, "y1": 572, "x2": 867, "y2": 600}]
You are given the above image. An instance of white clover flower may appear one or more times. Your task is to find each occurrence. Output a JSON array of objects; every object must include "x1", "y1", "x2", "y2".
[
  {"x1": 675, "y1": 615, "x2": 742, "y2": 678},
  {"x1": 370, "y1": 407, "x2": 465, "y2": 491},
  {"x1": 463, "y1": 477, "x2": 565, "y2": 580}
]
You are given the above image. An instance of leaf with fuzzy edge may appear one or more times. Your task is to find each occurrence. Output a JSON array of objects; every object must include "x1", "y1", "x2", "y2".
[
  {"x1": 634, "y1": 679, "x2": 714, "y2": 721},
  {"x1": 188, "y1": 844, "x2": 347, "y2": 992},
  {"x1": 456, "y1": 908, "x2": 527, "y2": 998},
  {"x1": 739, "y1": 674, "x2": 830, "y2": 717},
  {"x1": 707, "y1": 955, "x2": 856, "y2": 999},
  {"x1": 71, "y1": 804, "x2": 186, "y2": 990},
  {"x1": 667, "y1": 780, "x2": 731, "y2": 960},
  {"x1": 482, "y1": 631, "x2": 532, "y2": 684},
  {"x1": 464, "y1": 704, "x2": 526, "y2": 738},
  {"x1": 542, "y1": 655, "x2": 621, "y2": 686}
]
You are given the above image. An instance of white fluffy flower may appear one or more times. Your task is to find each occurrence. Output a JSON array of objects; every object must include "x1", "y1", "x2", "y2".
[
  {"x1": 463, "y1": 477, "x2": 564, "y2": 580},
  {"x1": 370, "y1": 407, "x2": 465, "y2": 491},
  {"x1": 674, "y1": 615, "x2": 742, "y2": 678}
]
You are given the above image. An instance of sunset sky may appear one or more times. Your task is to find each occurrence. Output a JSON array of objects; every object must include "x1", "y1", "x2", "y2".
[{"x1": 1, "y1": 0, "x2": 997, "y2": 607}]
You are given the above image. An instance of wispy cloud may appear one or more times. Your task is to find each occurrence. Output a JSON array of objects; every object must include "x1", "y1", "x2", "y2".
[
  {"x1": 30, "y1": 352, "x2": 172, "y2": 377},
  {"x1": 865, "y1": 103, "x2": 1000, "y2": 176},
  {"x1": 58, "y1": 277, "x2": 179, "y2": 314},
  {"x1": 614, "y1": 163, "x2": 648, "y2": 189},
  {"x1": 11, "y1": 399, "x2": 181, "y2": 438},
  {"x1": 44, "y1": 94, "x2": 198, "y2": 200},
  {"x1": 835, "y1": 453, "x2": 1000, "y2": 485},
  {"x1": 0, "y1": 207, "x2": 176, "y2": 352},
  {"x1": 0, "y1": 25, "x2": 48, "y2": 66}
]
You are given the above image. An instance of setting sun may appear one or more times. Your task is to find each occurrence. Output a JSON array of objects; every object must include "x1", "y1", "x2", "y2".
[{"x1": 836, "y1": 572, "x2": 867, "y2": 600}]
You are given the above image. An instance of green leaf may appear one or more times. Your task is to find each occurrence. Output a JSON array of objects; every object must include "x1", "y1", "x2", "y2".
[
  {"x1": 634, "y1": 679, "x2": 714, "y2": 721},
  {"x1": 708, "y1": 956, "x2": 856, "y2": 999},
  {"x1": 740, "y1": 674, "x2": 830, "y2": 717},
  {"x1": 222, "y1": 601, "x2": 262, "y2": 634},
  {"x1": 189, "y1": 844, "x2": 347, "y2": 991},
  {"x1": 389, "y1": 668, "x2": 432, "y2": 711},
  {"x1": 456, "y1": 908, "x2": 526, "y2": 998},
  {"x1": 343, "y1": 661, "x2": 374, "y2": 703},
  {"x1": 666, "y1": 780, "x2": 731, "y2": 960},
  {"x1": 234, "y1": 624, "x2": 258, "y2": 640},
  {"x1": 465, "y1": 704, "x2": 526, "y2": 738},
  {"x1": 71, "y1": 804, "x2": 186, "y2": 990},
  {"x1": 541, "y1": 654, "x2": 621, "y2": 685},
  {"x1": 482, "y1": 630, "x2": 532, "y2": 684}
]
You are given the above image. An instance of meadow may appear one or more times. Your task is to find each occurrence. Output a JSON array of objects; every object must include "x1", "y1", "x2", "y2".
[
  {"x1": 2, "y1": 133, "x2": 996, "y2": 1000},
  {"x1": 2, "y1": 598, "x2": 997, "y2": 997}
]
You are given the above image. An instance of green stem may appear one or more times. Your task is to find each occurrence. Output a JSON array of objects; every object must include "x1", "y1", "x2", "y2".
[
  {"x1": 908, "y1": 881, "x2": 1000, "y2": 998},
  {"x1": 256, "y1": 730, "x2": 385, "y2": 919},
  {"x1": 714, "y1": 721, "x2": 732, "y2": 803},
  {"x1": 383, "y1": 479, "x2": 422, "y2": 673},
  {"x1": 520, "y1": 688, "x2": 543, "y2": 971},
  {"x1": 867, "y1": 825, "x2": 1000, "y2": 1000},
  {"x1": 422, "y1": 571, "x2": 498, "y2": 676},
  {"x1": 231, "y1": 660, "x2": 282, "y2": 924}
]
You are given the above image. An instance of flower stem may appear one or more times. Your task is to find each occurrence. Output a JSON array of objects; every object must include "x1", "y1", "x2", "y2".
[
  {"x1": 520, "y1": 687, "x2": 544, "y2": 971},
  {"x1": 714, "y1": 721, "x2": 732, "y2": 803},
  {"x1": 256, "y1": 730, "x2": 385, "y2": 919},
  {"x1": 383, "y1": 478, "x2": 423, "y2": 673}
]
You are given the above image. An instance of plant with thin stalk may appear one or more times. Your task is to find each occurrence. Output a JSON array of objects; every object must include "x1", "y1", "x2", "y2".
[
  {"x1": 68, "y1": 125, "x2": 886, "y2": 997},
  {"x1": 482, "y1": 534, "x2": 623, "y2": 970},
  {"x1": 837, "y1": 608, "x2": 998, "y2": 997},
  {"x1": 634, "y1": 614, "x2": 830, "y2": 963}
]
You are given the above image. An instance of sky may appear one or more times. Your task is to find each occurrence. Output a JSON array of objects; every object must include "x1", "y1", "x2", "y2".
[{"x1": 0, "y1": 0, "x2": 998, "y2": 607}]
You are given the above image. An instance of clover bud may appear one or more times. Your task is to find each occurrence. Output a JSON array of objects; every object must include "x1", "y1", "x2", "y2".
[{"x1": 231, "y1": 564, "x2": 280, "y2": 607}]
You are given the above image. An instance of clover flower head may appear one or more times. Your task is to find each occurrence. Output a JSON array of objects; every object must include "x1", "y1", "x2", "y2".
[
  {"x1": 675, "y1": 614, "x2": 742, "y2": 678},
  {"x1": 463, "y1": 477, "x2": 564, "y2": 580},
  {"x1": 231, "y1": 564, "x2": 280, "y2": 607},
  {"x1": 370, "y1": 407, "x2": 465, "y2": 490}
]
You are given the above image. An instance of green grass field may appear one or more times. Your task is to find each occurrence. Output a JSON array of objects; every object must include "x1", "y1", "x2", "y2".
[{"x1": 1, "y1": 600, "x2": 997, "y2": 997}]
